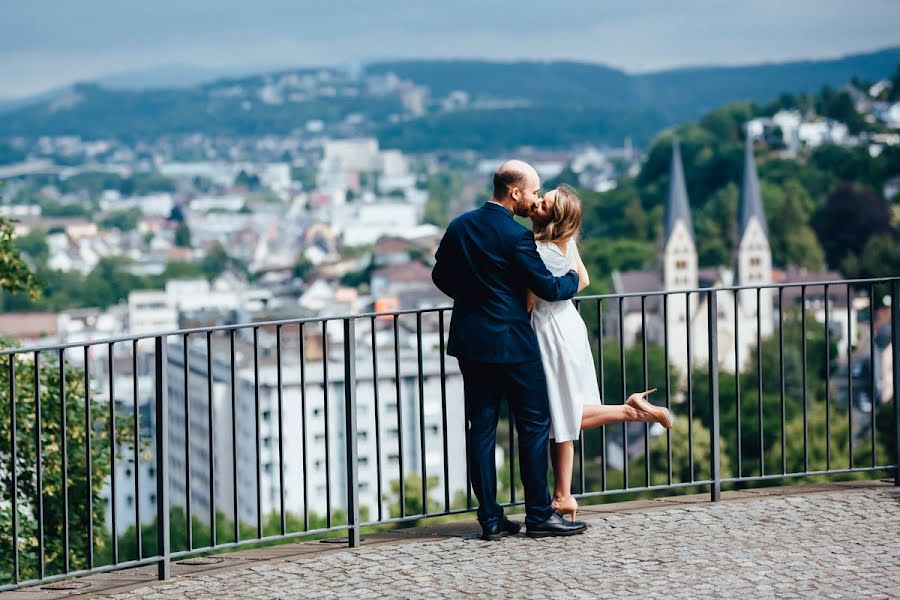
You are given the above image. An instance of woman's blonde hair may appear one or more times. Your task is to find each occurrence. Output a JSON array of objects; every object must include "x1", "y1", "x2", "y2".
[{"x1": 533, "y1": 183, "x2": 582, "y2": 244}]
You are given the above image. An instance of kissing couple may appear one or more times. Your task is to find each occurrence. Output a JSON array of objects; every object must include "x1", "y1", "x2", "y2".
[{"x1": 432, "y1": 160, "x2": 673, "y2": 540}]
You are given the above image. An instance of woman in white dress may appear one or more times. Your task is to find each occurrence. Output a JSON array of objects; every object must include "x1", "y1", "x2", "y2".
[{"x1": 527, "y1": 184, "x2": 672, "y2": 520}]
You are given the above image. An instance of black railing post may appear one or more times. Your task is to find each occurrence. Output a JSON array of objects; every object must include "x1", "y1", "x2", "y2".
[
  {"x1": 892, "y1": 280, "x2": 900, "y2": 486},
  {"x1": 708, "y1": 291, "x2": 721, "y2": 501},
  {"x1": 343, "y1": 318, "x2": 360, "y2": 547},
  {"x1": 154, "y1": 336, "x2": 171, "y2": 579}
]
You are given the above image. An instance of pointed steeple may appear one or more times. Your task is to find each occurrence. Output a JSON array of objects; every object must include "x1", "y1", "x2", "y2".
[
  {"x1": 739, "y1": 135, "x2": 767, "y2": 239},
  {"x1": 663, "y1": 139, "x2": 693, "y2": 245}
]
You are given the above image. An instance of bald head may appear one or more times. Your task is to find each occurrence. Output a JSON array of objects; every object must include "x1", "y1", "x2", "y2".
[{"x1": 492, "y1": 160, "x2": 541, "y2": 217}]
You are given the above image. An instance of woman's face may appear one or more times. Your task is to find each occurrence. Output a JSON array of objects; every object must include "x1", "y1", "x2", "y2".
[{"x1": 529, "y1": 188, "x2": 557, "y2": 224}]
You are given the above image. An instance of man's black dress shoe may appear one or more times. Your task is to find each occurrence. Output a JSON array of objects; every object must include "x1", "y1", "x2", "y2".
[
  {"x1": 525, "y1": 510, "x2": 588, "y2": 538},
  {"x1": 481, "y1": 516, "x2": 521, "y2": 541}
]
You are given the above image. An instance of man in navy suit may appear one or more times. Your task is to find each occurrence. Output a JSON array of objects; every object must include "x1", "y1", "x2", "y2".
[{"x1": 432, "y1": 160, "x2": 588, "y2": 539}]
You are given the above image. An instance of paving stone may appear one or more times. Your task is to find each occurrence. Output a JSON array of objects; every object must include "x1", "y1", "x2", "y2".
[{"x1": 13, "y1": 487, "x2": 896, "y2": 600}]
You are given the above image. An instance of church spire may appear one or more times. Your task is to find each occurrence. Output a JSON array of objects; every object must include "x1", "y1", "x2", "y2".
[
  {"x1": 663, "y1": 139, "x2": 693, "y2": 246},
  {"x1": 739, "y1": 135, "x2": 767, "y2": 239}
]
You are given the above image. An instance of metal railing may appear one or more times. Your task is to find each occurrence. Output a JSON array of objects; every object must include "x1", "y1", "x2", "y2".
[{"x1": 1, "y1": 277, "x2": 898, "y2": 590}]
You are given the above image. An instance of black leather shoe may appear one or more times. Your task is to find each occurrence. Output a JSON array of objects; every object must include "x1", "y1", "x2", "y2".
[
  {"x1": 480, "y1": 516, "x2": 522, "y2": 541},
  {"x1": 526, "y1": 510, "x2": 588, "y2": 538}
]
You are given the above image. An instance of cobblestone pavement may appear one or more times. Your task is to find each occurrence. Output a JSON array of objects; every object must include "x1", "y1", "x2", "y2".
[{"x1": 98, "y1": 487, "x2": 899, "y2": 599}]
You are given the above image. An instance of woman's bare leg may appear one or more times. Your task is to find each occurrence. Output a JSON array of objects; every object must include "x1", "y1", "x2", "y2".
[
  {"x1": 551, "y1": 393, "x2": 664, "y2": 504},
  {"x1": 581, "y1": 404, "x2": 646, "y2": 430},
  {"x1": 550, "y1": 440, "x2": 574, "y2": 502}
]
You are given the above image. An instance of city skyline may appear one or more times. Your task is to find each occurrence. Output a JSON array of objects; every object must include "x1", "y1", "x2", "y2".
[{"x1": 2, "y1": 0, "x2": 900, "y2": 98}]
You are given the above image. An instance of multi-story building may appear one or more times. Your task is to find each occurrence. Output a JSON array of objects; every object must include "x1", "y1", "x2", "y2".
[{"x1": 156, "y1": 319, "x2": 466, "y2": 530}]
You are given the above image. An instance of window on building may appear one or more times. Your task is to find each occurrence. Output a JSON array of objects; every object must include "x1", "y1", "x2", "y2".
[
  {"x1": 126, "y1": 495, "x2": 134, "y2": 507},
  {"x1": 750, "y1": 257, "x2": 761, "y2": 267}
]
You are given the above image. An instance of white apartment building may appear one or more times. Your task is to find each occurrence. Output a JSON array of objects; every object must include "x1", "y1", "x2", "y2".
[{"x1": 158, "y1": 321, "x2": 466, "y2": 530}]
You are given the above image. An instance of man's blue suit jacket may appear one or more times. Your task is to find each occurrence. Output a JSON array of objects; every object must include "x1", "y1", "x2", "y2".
[{"x1": 431, "y1": 202, "x2": 580, "y2": 364}]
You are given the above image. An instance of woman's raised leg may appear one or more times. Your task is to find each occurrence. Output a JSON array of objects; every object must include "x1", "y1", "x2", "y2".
[{"x1": 580, "y1": 404, "x2": 646, "y2": 429}]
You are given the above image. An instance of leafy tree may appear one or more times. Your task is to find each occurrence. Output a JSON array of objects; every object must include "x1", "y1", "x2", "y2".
[
  {"x1": 126, "y1": 172, "x2": 176, "y2": 195},
  {"x1": 622, "y1": 196, "x2": 650, "y2": 240},
  {"x1": 764, "y1": 180, "x2": 825, "y2": 270},
  {"x1": 580, "y1": 183, "x2": 642, "y2": 239},
  {"x1": 155, "y1": 261, "x2": 204, "y2": 282},
  {"x1": 578, "y1": 238, "x2": 655, "y2": 293},
  {"x1": 99, "y1": 209, "x2": 141, "y2": 232},
  {"x1": 648, "y1": 418, "x2": 732, "y2": 486},
  {"x1": 1, "y1": 342, "x2": 133, "y2": 583},
  {"x1": 695, "y1": 183, "x2": 737, "y2": 267},
  {"x1": 815, "y1": 86, "x2": 867, "y2": 134},
  {"x1": 201, "y1": 243, "x2": 231, "y2": 281},
  {"x1": 83, "y1": 257, "x2": 149, "y2": 308},
  {"x1": 423, "y1": 172, "x2": 461, "y2": 228},
  {"x1": 38, "y1": 198, "x2": 92, "y2": 219},
  {"x1": 809, "y1": 146, "x2": 878, "y2": 187},
  {"x1": 234, "y1": 170, "x2": 260, "y2": 190},
  {"x1": 0, "y1": 217, "x2": 41, "y2": 300},
  {"x1": 841, "y1": 235, "x2": 900, "y2": 279},
  {"x1": 14, "y1": 228, "x2": 49, "y2": 267},
  {"x1": 812, "y1": 183, "x2": 891, "y2": 269},
  {"x1": 174, "y1": 223, "x2": 192, "y2": 248},
  {"x1": 168, "y1": 204, "x2": 185, "y2": 223},
  {"x1": 385, "y1": 475, "x2": 442, "y2": 523},
  {"x1": 290, "y1": 167, "x2": 317, "y2": 190},
  {"x1": 292, "y1": 254, "x2": 314, "y2": 281}
]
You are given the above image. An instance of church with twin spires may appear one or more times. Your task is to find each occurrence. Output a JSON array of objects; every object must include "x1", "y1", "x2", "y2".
[{"x1": 611, "y1": 136, "x2": 775, "y2": 376}]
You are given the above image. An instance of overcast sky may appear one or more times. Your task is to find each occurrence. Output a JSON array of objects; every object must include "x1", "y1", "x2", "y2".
[{"x1": 2, "y1": 0, "x2": 899, "y2": 98}]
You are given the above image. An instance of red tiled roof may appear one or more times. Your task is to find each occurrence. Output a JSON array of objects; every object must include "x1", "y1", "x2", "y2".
[{"x1": 372, "y1": 261, "x2": 432, "y2": 283}]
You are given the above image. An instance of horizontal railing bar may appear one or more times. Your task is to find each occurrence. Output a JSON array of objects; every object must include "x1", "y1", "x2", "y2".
[
  {"x1": 3, "y1": 276, "x2": 896, "y2": 356},
  {"x1": 721, "y1": 466, "x2": 894, "y2": 484},
  {"x1": 574, "y1": 480, "x2": 716, "y2": 499},
  {"x1": 0, "y1": 307, "x2": 448, "y2": 356},
  {"x1": 575, "y1": 276, "x2": 899, "y2": 302},
  {"x1": 362, "y1": 508, "x2": 475, "y2": 527},
  {"x1": 0, "y1": 557, "x2": 163, "y2": 592},
  {"x1": 168, "y1": 525, "x2": 353, "y2": 559}
]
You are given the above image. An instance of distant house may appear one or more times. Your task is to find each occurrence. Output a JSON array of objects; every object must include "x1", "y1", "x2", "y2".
[
  {"x1": 0, "y1": 312, "x2": 59, "y2": 345},
  {"x1": 370, "y1": 262, "x2": 435, "y2": 298},
  {"x1": 373, "y1": 236, "x2": 413, "y2": 267}
]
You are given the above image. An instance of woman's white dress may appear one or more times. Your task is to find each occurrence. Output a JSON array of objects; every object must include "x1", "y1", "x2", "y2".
[{"x1": 532, "y1": 238, "x2": 603, "y2": 442}]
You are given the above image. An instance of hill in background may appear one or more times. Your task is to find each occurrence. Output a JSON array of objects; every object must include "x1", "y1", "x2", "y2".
[{"x1": 1, "y1": 47, "x2": 899, "y2": 151}]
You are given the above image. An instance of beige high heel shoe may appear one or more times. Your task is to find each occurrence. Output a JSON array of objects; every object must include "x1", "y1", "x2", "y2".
[
  {"x1": 626, "y1": 388, "x2": 673, "y2": 429},
  {"x1": 552, "y1": 495, "x2": 579, "y2": 522}
]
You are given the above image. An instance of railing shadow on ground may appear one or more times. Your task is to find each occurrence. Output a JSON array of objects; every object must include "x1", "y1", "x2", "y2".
[{"x1": 1, "y1": 277, "x2": 898, "y2": 591}]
